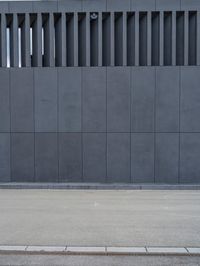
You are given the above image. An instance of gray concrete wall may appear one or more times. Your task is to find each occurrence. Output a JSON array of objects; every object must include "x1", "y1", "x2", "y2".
[
  {"x1": 1, "y1": 0, "x2": 200, "y2": 183},
  {"x1": 0, "y1": 66, "x2": 200, "y2": 183}
]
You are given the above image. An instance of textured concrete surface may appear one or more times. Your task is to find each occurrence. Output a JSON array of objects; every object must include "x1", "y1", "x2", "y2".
[
  {"x1": 0, "y1": 190, "x2": 200, "y2": 247},
  {"x1": 0, "y1": 254, "x2": 200, "y2": 266},
  {"x1": 1, "y1": 67, "x2": 200, "y2": 183}
]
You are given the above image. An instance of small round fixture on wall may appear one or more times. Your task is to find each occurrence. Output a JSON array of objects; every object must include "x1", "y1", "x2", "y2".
[{"x1": 90, "y1": 12, "x2": 98, "y2": 20}]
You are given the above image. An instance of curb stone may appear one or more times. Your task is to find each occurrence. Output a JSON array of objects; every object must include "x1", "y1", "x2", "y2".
[
  {"x1": 0, "y1": 246, "x2": 200, "y2": 255},
  {"x1": 0, "y1": 182, "x2": 200, "y2": 190}
]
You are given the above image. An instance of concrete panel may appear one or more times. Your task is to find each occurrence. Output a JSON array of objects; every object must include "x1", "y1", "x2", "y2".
[
  {"x1": 131, "y1": 0, "x2": 156, "y2": 11},
  {"x1": 58, "y1": 0, "x2": 82, "y2": 12},
  {"x1": 58, "y1": 68, "x2": 81, "y2": 132},
  {"x1": 181, "y1": 0, "x2": 200, "y2": 11},
  {"x1": 180, "y1": 133, "x2": 200, "y2": 183},
  {"x1": 82, "y1": 68, "x2": 106, "y2": 132},
  {"x1": 0, "y1": 134, "x2": 10, "y2": 182},
  {"x1": 131, "y1": 133, "x2": 154, "y2": 183},
  {"x1": 181, "y1": 67, "x2": 200, "y2": 132},
  {"x1": 107, "y1": 133, "x2": 130, "y2": 183},
  {"x1": 35, "y1": 68, "x2": 57, "y2": 132},
  {"x1": 107, "y1": 0, "x2": 130, "y2": 11},
  {"x1": 9, "y1": 1, "x2": 33, "y2": 13},
  {"x1": 33, "y1": 1, "x2": 57, "y2": 12},
  {"x1": 0, "y1": 2, "x2": 9, "y2": 12},
  {"x1": 131, "y1": 68, "x2": 155, "y2": 132},
  {"x1": 156, "y1": 67, "x2": 179, "y2": 132},
  {"x1": 107, "y1": 67, "x2": 131, "y2": 132},
  {"x1": 155, "y1": 133, "x2": 179, "y2": 183},
  {"x1": 59, "y1": 133, "x2": 82, "y2": 182},
  {"x1": 10, "y1": 69, "x2": 34, "y2": 132},
  {"x1": 83, "y1": 133, "x2": 106, "y2": 182},
  {"x1": 0, "y1": 69, "x2": 10, "y2": 132},
  {"x1": 82, "y1": 0, "x2": 106, "y2": 11},
  {"x1": 35, "y1": 133, "x2": 58, "y2": 182},
  {"x1": 11, "y1": 133, "x2": 34, "y2": 182},
  {"x1": 156, "y1": 0, "x2": 181, "y2": 10}
]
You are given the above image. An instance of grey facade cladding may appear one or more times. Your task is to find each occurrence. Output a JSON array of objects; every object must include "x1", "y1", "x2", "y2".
[
  {"x1": 0, "y1": 66, "x2": 200, "y2": 183},
  {"x1": 0, "y1": 0, "x2": 200, "y2": 183}
]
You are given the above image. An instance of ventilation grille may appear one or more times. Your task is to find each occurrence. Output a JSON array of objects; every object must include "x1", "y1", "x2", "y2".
[{"x1": 0, "y1": 11, "x2": 199, "y2": 67}]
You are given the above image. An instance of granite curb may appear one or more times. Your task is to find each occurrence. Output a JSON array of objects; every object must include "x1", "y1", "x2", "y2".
[
  {"x1": 0, "y1": 246, "x2": 200, "y2": 256},
  {"x1": 0, "y1": 183, "x2": 200, "y2": 190}
]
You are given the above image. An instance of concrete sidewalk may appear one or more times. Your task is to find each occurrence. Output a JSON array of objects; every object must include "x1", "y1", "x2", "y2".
[{"x1": 0, "y1": 190, "x2": 200, "y2": 247}]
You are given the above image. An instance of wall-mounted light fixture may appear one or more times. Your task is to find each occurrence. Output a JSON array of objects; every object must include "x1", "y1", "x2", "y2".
[{"x1": 90, "y1": 12, "x2": 98, "y2": 20}]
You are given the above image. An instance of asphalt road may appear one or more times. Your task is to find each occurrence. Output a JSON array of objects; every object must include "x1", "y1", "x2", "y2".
[
  {"x1": 0, "y1": 254, "x2": 200, "y2": 266},
  {"x1": 0, "y1": 189, "x2": 200, "y2": 247}
]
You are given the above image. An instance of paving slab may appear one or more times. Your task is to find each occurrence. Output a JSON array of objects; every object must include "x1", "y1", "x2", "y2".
[
  {"x1": 106, "y1": 247, "x2": 146, "y2": 253},
  {"x1": 26, "y1": 246, "x2": 66, "y2": 252},
  {"x1": 187, "y1": 248, "x2": 200, "y2": 254},
  {"x1": 67, "y1": 246, "x2": 105, "y2": 253},
  {"x1": 147, "y1": 247, "x2": 187, "y2": 254},
  {"x1": 0, "y1": 246, "x2": 26, "y2": 251}
]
